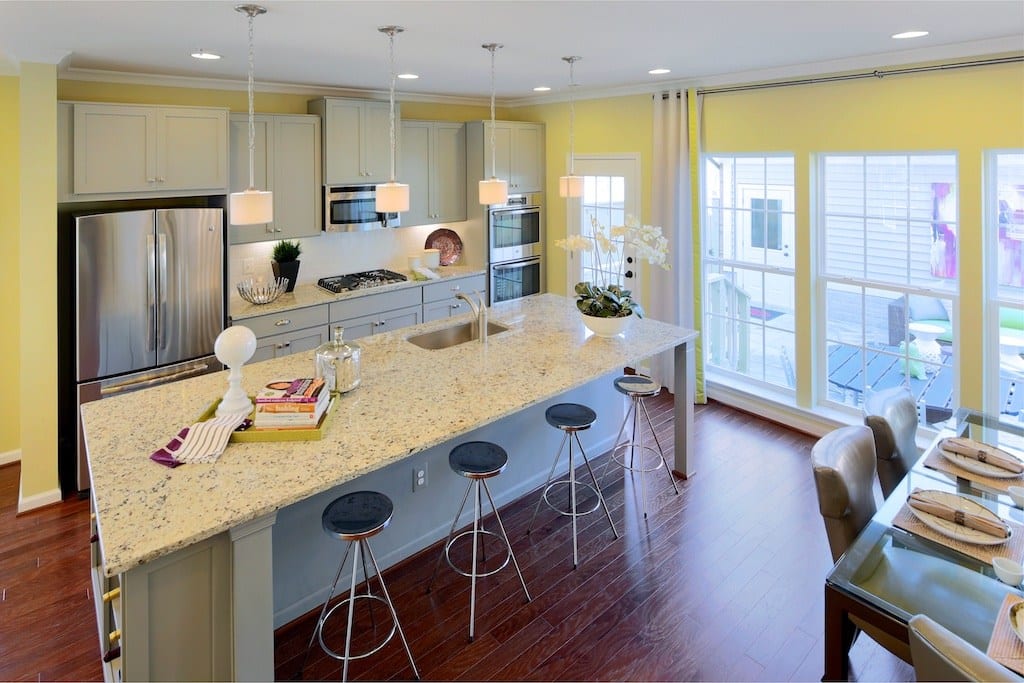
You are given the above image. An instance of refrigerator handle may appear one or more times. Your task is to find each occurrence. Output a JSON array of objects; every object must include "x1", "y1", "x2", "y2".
[
  {"x1": 99, "y1": 362, "x2": 212, "y2": 397},
  {"x1": 146, "y1": 233, "x2": 156, "y2": 353},
  {"x1": 158, "y1": 233, "x2": 168, "y2": 351}
]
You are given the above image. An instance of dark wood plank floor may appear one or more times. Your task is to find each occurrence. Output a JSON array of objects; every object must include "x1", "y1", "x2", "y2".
[{"x1": 0, "y1": 397, "x2": 913, "y2": 682}]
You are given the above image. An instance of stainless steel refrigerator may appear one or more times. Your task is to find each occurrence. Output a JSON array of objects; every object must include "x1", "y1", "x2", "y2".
[{"x1": 74, "y1": 208, "x2": 225, "y2": 491}]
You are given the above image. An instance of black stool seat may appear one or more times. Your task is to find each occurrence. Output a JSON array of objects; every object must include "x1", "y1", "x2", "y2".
[
  {"x1": 450, "y1": 441, "x2": 508, "y2": 479},
  {"x1": 322, "y1": 491, "x2": 394, "y2": 541},
  {"x1": 614, "y1": 375, "x2": 661, "y2": 397},
  {"x1": 545, "y1": 403, "x2": 597, "y2": 431}
]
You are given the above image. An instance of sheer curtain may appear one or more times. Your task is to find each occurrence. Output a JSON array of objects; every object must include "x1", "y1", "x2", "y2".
[{"x1": 648, "y1": 89, "x2": 699, "y2": 398}]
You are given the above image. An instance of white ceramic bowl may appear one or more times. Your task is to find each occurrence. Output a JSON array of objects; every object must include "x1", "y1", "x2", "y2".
[
  {"x1": 994, "y1": 557, "x2": 1024, "y2": 586},
  {"x1": 1009, "y1": 486, "x2": 1024, "y2": 509}
]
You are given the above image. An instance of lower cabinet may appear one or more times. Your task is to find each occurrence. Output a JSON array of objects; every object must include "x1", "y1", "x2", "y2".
[
  {"x1": 251, "y1": 326, "x2": 329, "y2": 363},
  {"x1": 329, "y1": 288, "x2": 423, "y2": 341},
  {"x1": 422, "y1": 274, "x2": 487, "y2": 322},
  {"x1": 234, "y1": 304, "x2": 330, "y2": 363}
]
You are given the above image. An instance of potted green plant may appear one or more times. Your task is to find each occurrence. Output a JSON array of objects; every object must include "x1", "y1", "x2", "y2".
[
  {"x1": 556, "y1": 216, "x2": 669, "y2": 337},
  {"x1": 271, "y1": 239, "x2": 302, "y2": 292}
]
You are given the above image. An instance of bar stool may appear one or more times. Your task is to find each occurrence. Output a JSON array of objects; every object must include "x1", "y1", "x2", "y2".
[
  {"x1": 427, "y1": 441, "x2": 530, "y2": 641},
  {"x1": 303, "y1": 490, "x2": 418, "y2": 682},
  {"x1": 527, "y1": 403, "x2": 619, "y2": 568},
  {"x1": 604, "y1": 375, "x2": 680, "y2": 518}
]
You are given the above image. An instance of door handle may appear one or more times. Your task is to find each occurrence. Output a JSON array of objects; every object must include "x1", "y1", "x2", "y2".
[
  {"x1": 625, "y1": 270, "x2": 634, "y2": 279},
  {"x1": 146, "y1": 234, "x2": 156, "y2": 352},
  {"x1": 158, "y1": 233, "x2": 168, "y2": 350},
  {"x1": 100, "y1": 363, "x2": 211, "y2": 397}
]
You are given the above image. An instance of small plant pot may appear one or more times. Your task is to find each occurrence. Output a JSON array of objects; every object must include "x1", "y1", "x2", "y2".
[
  {"x1": 580, "y1": 311, "x2": 633, "y2": 338},
  {"x1": 272, "y1": 259, "x2": 300, "y2": 292}
]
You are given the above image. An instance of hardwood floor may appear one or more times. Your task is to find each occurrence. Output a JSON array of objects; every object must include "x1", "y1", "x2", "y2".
[{"x1": 0, "y1": 398, "x2": 913, "y2": 682}]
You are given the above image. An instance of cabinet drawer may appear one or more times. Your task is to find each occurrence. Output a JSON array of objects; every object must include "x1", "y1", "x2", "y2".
[
  {"x1": 329, "y1": 288, "x2": 421, "y2": 322},
  {"x1": 236, "y1": 305, "x2": 328, "y2": 338},
  {"x1": 422, "y1": 275, "x2": 486, "y2": 304}
]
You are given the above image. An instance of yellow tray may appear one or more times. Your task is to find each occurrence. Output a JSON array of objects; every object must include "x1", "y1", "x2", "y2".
[{"x1": 197, "y1": 395, "x2": 337, "y2": 442}]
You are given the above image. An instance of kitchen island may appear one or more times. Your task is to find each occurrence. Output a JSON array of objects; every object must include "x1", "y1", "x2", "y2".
[{"x1": 81, "y1": 294, "x2": 698, "y2": 681}]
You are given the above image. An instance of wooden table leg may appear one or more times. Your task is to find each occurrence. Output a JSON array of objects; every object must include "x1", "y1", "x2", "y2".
[{"x1": 824, "y1": 583, "x2": 857, "y2": 681}]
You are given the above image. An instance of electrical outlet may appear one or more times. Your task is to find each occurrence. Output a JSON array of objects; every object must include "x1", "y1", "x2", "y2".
[
  {"x1": 413, "y1": 464, "x2": 428, "y2": 491},
  {"x1": 243, "y1": 257, "x2": 256, "y2": 274}
]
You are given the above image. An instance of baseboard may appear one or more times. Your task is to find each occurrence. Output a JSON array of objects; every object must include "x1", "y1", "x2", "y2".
[
  {"x1": 0, "y1": 448, "x2": 20, "y2": 466},
  {"x1": 706, "y1": 380, "x2": 848, "y2": 438},
  {"x1": 17, "y1": 480, "x2": 62, "y2": 514}
]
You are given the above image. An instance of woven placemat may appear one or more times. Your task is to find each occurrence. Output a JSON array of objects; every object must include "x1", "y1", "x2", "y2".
[
  {"x1": 923, "y1": 447, "x2": 1022, "y2": 493},
  {"x1": 892, "y1": 503, "x2": 1024, "y2": 566},
  {"x1": 987, "y1": 593, "x2": 1024, "y2": 675}
]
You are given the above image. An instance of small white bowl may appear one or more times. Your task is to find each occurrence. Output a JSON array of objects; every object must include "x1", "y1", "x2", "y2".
[
  {"x1": 1009, "y1": 486, "x2": 1024, "y2": 509},
  {"x1": 993, "y1": 557, "x2": 1024, "y2": 586}
]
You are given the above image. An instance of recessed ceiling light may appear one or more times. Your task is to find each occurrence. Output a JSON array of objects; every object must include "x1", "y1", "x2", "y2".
[
  {"x1": 397, "y1": 73, "x2": 419, "y2": 79},
  {"x1": 190, "y1": 49, "x2": 221, "y2": 60},
  {"x1": 892, "y1": 30, "x2": 929, "y2": 39},
  {"x1": 533, "y1": 86, "x2": 551, "y2": 92},
  {"x1": 648, "y1": 68, "x2": 671, "y2": 75}
]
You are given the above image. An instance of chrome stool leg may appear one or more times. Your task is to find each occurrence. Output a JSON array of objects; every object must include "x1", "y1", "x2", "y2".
[
  {"x1": 640, "y1": 397, "x2": 680, "y2": 496},
  {"x1": 528, "y1": 431, "x2": 568, "y2": 534},
  {"x1": 364, "y1": 538, "x2": 419, "y2": 680}
]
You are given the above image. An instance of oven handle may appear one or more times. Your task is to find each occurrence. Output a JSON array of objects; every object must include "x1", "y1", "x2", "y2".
[{"x1": 491, "y1": 257, "x2": 541, "y2": 272}]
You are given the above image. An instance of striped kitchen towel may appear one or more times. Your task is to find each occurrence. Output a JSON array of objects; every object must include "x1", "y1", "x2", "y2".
[{"x1": 150, "y1": 412, "x2": 250, "y2": 467}]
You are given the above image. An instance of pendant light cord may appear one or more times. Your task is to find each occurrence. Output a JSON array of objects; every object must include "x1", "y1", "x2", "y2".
[
  {"x1": 568, "y1": 57, "x2": 576, "y2": 176},
  {"x1": 246, "y1": 10, "x2": 256, "y2": 191},
  {"x1": 486, "y1": 44, "x2": 500, "y2": 180},
  {"x1": 387, "y1": 29, "x2": 397, "y2": 183}
]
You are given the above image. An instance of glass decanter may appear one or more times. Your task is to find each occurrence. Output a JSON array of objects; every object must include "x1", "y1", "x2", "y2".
[{"x1": 315, "y1": 326, "x2": 361, "y2": 395}]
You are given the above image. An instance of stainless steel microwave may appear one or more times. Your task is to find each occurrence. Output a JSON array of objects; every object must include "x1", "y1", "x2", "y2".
[{"x1": 324, "y1": 185, "x2": 401, "y2": 232}]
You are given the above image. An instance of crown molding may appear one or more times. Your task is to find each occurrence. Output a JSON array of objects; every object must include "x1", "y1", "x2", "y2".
[{"x1": 59, "y1": 67, "x2": 491, "y2": 106}]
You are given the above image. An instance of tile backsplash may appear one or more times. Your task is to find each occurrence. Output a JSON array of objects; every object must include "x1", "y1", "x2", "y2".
[{"x1": 228, "y1": 219, "x2": 485, "y2": 286}]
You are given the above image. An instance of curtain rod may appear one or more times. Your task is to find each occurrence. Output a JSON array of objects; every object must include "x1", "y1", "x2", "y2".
[{"x1": 693, "y1": 55, "x2": 1023, "y2": 96}]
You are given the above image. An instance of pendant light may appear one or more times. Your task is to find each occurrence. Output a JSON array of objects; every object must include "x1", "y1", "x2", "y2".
[
  {"x1": 376, "y1": 26, "x2": 410, "y2": 213},
  {"x1": 479, "y1": 43, "x2": 508, "y2": 205},
  {"x1": 229, "y1": 4, "x2": 273, "y2": 226},
  {"x1": 558, "y1": 56, "x2": 583, "y2": 198}
]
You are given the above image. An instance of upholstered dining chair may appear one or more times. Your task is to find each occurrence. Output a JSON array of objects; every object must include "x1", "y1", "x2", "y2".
[
  {"x1": 908, "y1": 614, "x2": 1023, "y2": 682},
  {"x1": 864, "y1": 387, "x2": 919, "y2": 498},
  {"x1": 811, "y1": 424, "x2": 913, "y2": 663}
]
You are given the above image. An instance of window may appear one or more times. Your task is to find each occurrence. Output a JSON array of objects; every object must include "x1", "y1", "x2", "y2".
[
  {"x1": 987, "y1": 151, "x2": 1024, "y2": 425},
  {"x1": 819, "y1": 153, "x2": 958, "y2": 424},
  {"x1": 702, "y1": 155, "x2": 795, "y2": 389}
]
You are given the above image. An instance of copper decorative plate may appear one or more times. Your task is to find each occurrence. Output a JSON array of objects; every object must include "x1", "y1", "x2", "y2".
[{"x1": 425, "y1": 228, "x2": 463, "y2": 266}]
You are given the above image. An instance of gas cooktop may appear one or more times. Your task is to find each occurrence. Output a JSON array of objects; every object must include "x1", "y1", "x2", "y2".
[{"x1": 317, "y1": 269, "x2": 408, "y2": 294}]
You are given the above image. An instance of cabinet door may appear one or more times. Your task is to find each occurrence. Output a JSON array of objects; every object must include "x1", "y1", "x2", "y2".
[
  {"x1": 228, "y1": 114, "x2": 274, "y2": 243},
  {"x1": 273, "y1": 116, "x2": 322, "y2": 239},
  {"x1": 158, "y1": 108, "x2": 229, "y2": 191},
  {"x1": 381, "y1": 305, "x2": 422, "y2": 332},
  {"x1": 73, "y1": 104, "x2": 156, "y2": 194},
  {"x1": 253, "y1": 326, "x2": 328, "y2": 361},
  {"x1": 322, "y1": 99, "x2": 363, "y2": 184},
  {"x1": 423, "y1": 298, "x2": 471, "y2": 322},
  {"x1": 332, "y1": 312, "x2": 379, "y2": 341},
  {"x1": 361, "y1": 101, "x2": 393, "y2": 182},
  {"x1": 483, "y1": 122, "x2": 513, "y2": 189},
  {"x1": 512, "y1": 123, "x2": 544, "y2": 193},
  {"x1": 434, "y1": 123, "x2": 466, "y2": 223},
  {"x1": 399, "y1": 121, "x2": 431, "y2": 227}
]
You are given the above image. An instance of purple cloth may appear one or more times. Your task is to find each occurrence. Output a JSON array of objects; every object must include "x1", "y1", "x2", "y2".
[{"x1": 149, "y1": 427, "x2": 190, "y2": 468}]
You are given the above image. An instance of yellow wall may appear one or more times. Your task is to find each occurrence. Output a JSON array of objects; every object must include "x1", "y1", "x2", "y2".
[
  {"x1": 700, "y1": 61, "x2": 1024, "y2": 409},
  {"x1": 0, "y1": 77, "x2": 20, "y2": 456},
  {"x1": 518, "y1": 94, "x2": 654, "y2": 294},
  {"x1": 19, "y1": 63, "x2": 59, "y2": 501}
]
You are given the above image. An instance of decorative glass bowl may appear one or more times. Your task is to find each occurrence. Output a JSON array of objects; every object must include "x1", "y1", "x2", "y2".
[{"x1": 236, "y1": 277, "x2": 289, "y2": 305}]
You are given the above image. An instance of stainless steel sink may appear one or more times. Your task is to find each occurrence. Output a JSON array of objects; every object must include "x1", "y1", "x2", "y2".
[{"x1": 406, "y1": 321, "x2": 509, "y2": 350}]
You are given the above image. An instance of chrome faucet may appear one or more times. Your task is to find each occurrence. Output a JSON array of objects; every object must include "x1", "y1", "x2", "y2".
[{"x1": 456, "y1": 291, "x2": 488, "y2": 343}]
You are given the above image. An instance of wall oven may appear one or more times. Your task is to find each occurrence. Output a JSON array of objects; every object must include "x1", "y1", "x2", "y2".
[
  {"x1": 489, "y1": 192, "x2": 542, "y2": 262},
  {"x1": 490, "y1": 256, "x2": 544, "y2": 304},
  {"x1": 324, "y1": 185, "x2": 401, "y2": 232}
]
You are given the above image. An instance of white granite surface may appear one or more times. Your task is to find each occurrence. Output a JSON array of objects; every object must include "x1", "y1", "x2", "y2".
[
  {"x1": 82, "y1": 294, "x2": 697, "y2": 577},
  {"x1": 229, "y1": 265, "x2": 485, "y2": 321}
]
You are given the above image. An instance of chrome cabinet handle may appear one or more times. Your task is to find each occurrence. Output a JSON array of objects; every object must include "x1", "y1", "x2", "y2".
[
  {"x1": 275, "y1": 342, "x2": 290, "y2": 350},
  {"x1": 274, "y1": 319, "x2": 291, "y2": 327},
  {"x1": 156, "y1": 177, "x2": 166, "y2": 182}
]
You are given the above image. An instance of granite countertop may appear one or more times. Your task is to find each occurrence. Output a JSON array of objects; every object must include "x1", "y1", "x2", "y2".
[
  {"x1": 229, "y1": 265, "x2": 486, "y2": 321},
  {"x1": 82, "y1": 294, "x2": 697, "y2": 577}
]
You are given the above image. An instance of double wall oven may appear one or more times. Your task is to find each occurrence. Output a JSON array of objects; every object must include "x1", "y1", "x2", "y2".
[{"x1": 488, "y1": 192, "x2": 544, "y2": 304}]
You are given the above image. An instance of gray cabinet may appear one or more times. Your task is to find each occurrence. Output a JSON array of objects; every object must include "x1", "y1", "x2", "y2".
[
  {"x1": 309, "y1": 98, "x2": 393, "y2": 185},
  {"x1": 400, "y1": 120, "x2": 466, "y2": 226},
  {"x1": 229, "y1": 113, "x2": 322, "y2": 244},
  {"x1": 237, "y1": 305, "x2": 330, "y2": 363},
  {"x1": 467, "y1": 120, "x2": 544, "y2": 195},
  {"x1": 70, "y1": 102, "x2": 228, "y2": 196},
  {"x1": 422, "y1": 274, "x2": 487, "y2": 322},
  {"x1": 329, "y1": 288, "x2": 422, "y2": 340}
]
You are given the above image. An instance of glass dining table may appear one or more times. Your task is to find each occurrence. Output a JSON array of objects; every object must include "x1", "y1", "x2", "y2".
[{"x1": 824, "y1": 410, "x2": 1024, "y2": 680}]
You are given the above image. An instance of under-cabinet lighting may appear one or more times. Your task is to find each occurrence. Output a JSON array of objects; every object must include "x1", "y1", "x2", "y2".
[
  {"x1": 892, "y1": 30, "x2": 929, "y2": 39},
  {"x1": 533, "y1": 86, "x2": 551, "y2": 92},
  {"x1": 398, "y1": 73, "x2": 419, "y2": 79},
  {"x1": 191, "y1": 49, "x2": 221, "y2": 60},
  {"x1": 648, "y1": 68, "x2": 671, "y2": 75}
]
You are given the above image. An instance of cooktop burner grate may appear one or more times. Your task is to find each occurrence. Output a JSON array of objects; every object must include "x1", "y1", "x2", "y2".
[{"x1": 317, "y1": 269, "x2": 408, "y2": 294}]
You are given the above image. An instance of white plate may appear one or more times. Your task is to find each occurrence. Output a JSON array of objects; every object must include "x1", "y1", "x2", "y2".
[
  {"x1": 1010, "y1": 601, "x2": 1024, "y2": 646},
  {"x1": 907, "y1": 489, "x2": 1010, "y2": 546},
  {"x1": 940, "y1": 445, "x2": 1024, "y2": 480}
]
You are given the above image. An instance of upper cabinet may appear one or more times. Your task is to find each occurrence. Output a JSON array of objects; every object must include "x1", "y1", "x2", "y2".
[
  {"x1": 400, "y1": 120, "x2": 466, "y2": 227},
  {"x1": 308, "y1": 98, "x2": 393, "y2": 186},
  {"x1": 68, "y1": 103, "x2": 228, "y2": 197},
  {"x1": 229, "y1": 113, "x2": 322, "y2": 244},
  {"x1": 466, "y1": 120, "x2": 545, "y2": 195}
]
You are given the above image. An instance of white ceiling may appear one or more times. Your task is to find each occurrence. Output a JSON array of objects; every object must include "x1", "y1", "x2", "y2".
[{"x1": 1, "y1": 0, "x2": 1022, "y2": 102}]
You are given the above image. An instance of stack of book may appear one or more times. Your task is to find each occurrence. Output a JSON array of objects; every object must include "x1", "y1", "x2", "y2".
[{"x1": 253, "y1": 378, "x2": 330, "y2": 429}]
